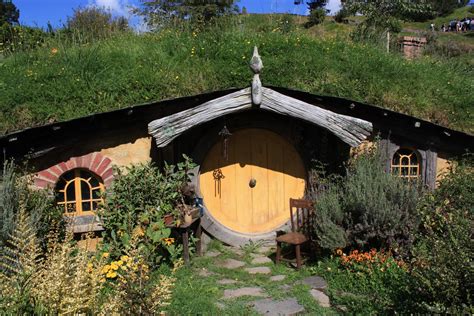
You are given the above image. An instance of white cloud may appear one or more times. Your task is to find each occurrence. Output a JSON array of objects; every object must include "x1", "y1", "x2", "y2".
[
  {"x1": 88, "y1": 0, "x2": 130, "y2": 16},
  {"x1": 326, "y1": 0, "x2": 341, "y2": 15}
]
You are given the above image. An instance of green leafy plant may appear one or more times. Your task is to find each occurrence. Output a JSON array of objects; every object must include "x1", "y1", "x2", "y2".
[
  {"x1": 409, "y1": 155, "x2": 473, "y2": 313},
  {"x1": 0, "y1": 161, "x2": 64, "y2": 250},
  {"x1": 306, "y1": 7, "x2": 327, "y2": 28},
  {"x1": 99, "y1": 155, "x2": 196, "y2": 266},
  {"x1": 0, "y1": 198, "x2": 42, "y2": 314}
]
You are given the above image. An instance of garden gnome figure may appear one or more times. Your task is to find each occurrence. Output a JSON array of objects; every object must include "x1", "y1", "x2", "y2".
[{"x1": 250, "y1": 46, "x2": 263, "y2": 106}]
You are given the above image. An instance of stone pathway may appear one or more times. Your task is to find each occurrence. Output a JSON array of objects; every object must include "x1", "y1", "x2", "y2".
[
  {"x1": 199, "y1": 246, "x2": 331, "y2": 315},
  {"x1": 223, "y1": 287, "x2": 267, "y2": 299},
  {"x1": 251, "y1": 256, "x2": 273, "y2": 265},
  {"x1": 245, "y1": 267, "x2": 272, "y2": 275},
  {"x1": 270, "y1": 275, "x2": 286, "y2": 282},
  {"x1": 251, "y1": 298, "x2": 305, "y2": 316},
  {"x1": 217, "y1": 278, "x2": 238, "y2": 285},
  {"x1": 217, "y1": 258, "x2": 246, "y2": 269}
]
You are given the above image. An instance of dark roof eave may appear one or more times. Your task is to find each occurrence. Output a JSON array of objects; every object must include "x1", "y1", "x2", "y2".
[{"x1": 1, "y1": 86, "x2": 472, "y2": 159}]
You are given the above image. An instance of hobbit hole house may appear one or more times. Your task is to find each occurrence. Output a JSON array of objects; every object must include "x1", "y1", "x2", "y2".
[{"x1": 1, "y1": 47, "x2": 472, "y2": 247}]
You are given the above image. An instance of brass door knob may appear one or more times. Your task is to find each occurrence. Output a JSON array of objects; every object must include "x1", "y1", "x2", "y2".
[{"x1": 249, "y1": 178, "x2": 257, "y2": 188}]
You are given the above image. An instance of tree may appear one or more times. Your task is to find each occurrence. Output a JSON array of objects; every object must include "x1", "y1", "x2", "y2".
[
  {"x1": 343, "y1": 0, "x2": 433, "y2": 40},
  {"x1": 428, "y1": 0, "x2": 469, "y2": 17},
  {"x1": 295, "y1": 0, "x2": 329, "y2": 27},
  {"x1": 136, "y1": 0, "x2": 238, "y2": 29},
  {"x1": 0, "y1": 0, "x2": 19, "y2": 26}
]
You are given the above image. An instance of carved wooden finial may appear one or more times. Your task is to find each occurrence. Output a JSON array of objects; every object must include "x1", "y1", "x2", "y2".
[
  {"x1": 249, "y1": 46, "x2": 263, "y2": 105},
  {"x1": 250, "y1": 46, "x2": 263, "y2": 74}
]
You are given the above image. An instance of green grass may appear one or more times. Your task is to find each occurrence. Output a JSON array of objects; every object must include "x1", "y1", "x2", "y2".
[{"x1": 0, "y1": 14, "x2": 473, "y2": 134}]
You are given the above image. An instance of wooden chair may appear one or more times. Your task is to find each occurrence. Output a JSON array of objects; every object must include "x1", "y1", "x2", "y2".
[{"x1": 275, "y1": 198, "x2": 314, "y2": 269}]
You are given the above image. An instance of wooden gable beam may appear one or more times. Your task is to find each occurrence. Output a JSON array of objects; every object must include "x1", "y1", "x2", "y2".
[{"x1": 148, "y1": 87, "x2": 373, "y2": 148}]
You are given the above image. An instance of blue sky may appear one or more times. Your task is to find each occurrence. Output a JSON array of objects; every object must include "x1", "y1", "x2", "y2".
[{"x1": 14, "y1": 0, "x2": 341, "y2": 28}]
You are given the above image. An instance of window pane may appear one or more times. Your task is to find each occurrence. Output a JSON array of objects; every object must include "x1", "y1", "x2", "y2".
[
  {"x1": 62, "y1": 170, "x2": 75, "y2": 181},
  {"x1": 410, "y1": 167, "x2": 418, "y2": 176},
  {"x1": 392, "y1": 154, "x2": 400, "y2": 165},
  {"x1": 81, "y1": 180, "x2": 91, "y2": 200},
  {"x1": 92, "y1": 201, "x2": 99, "y2": 211},
  {"x1": 90, "y1": 176, "x2": 100, "y2": 188},
  {"x1": 55, "y1": 190, "x2": 65, "y2": 203},
  {"x1": 401, "y1": 167, "x2": 409, "y2": 176},
  {"x1": 82, "y1": 202, "x2": 91, "y2": 212},
  {"x1": 65, "y1": 203, "x2": 76, "y2": 213},
  {"x1": 92, "y1": 188, "x2": 101, "y2": 199},
  {"x1": 66, "y1": 183, "x2": 75, "y2": 201}
]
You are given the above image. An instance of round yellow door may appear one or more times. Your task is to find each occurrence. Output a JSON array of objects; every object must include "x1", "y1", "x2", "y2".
[{"x1": 199, "y1": 128, "x2": 306, "y2": 234}]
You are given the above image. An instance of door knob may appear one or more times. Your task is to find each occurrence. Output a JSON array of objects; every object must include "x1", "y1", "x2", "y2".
[{"x1": 249, "y1": 178, "x2": 257, "y2": 188}]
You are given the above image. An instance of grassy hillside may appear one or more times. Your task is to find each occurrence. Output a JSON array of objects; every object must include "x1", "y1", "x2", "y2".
[{"x1": 0, "y1": 14, "x2": 473, "y2": 134}]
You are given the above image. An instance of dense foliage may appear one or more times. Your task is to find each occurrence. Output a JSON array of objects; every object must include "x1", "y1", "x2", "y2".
[
  {"x1": 0, "y1": 161, "x2": 64, "y2": 250},
  {"x1": 136, "y1": 0, "x2": 238, "y2": 28},
  {"x1": 308, "y1": 152, "x2": 473, "y2": 313},
  {"x1": 0, "y1": 0, "x2": 19, "y2": 26},
  {"x1": 309, "y1": 145, "x2": 420, "y2": 253},
  {"x1": 409, "y1": 156, "x2": 473, "y2": 313},
  {"x1": 99, "y1": 156, "x2": 196, "y2": 267},
  {"x1": 0, "y1": 207, "x2": 176, "y2": 314},
  {"x1": 0, "y1": 161, "x2": 182, "y2": 314},
  {"x1": 344, "y1": 0, "x2": 433, "y2": 40}
]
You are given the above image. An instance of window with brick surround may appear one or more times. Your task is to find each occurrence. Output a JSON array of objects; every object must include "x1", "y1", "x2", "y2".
[
  {"x1": 55, "y1": 169, "x2": 104, "y2": 215},
  {"x1": 391, "y1": 148, "x2": 420, "y2": 180}
]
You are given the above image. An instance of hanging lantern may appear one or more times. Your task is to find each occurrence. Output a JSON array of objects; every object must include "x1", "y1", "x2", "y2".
[{"x1": 218, "y1": 125, "x2": 232, "y2": 161}]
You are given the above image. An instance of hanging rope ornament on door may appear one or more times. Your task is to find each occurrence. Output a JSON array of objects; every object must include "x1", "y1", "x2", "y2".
[{"x1": 218, "y1": 125, "x2": 232, "y2": 160}]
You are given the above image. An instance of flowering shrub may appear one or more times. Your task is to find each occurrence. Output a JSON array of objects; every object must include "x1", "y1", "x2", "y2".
[
  {"x1": 335, "y1": 248, "x2": 406, "y2": 273},
  {"x1": 100, "y1": 237, "x2": 178, "y2": 315},
  {"x1": 309, "y1": 248, "x2": 410, "y2": 314}
]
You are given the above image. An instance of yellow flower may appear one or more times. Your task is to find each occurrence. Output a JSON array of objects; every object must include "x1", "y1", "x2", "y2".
[
  {"x1": 51, "y1": 48, "x2": 58, "y2": 54},
  {"x1": 117, "y1": 260, "x2": 124, "y2": 266},
  {"x1": 120, "y1": 265, "x2": 128, "y2": 271},
  {"x1": 100, "y1": 278, "x2": 106, "y2": 283},
  {"x1": 110, "y1": 262, "x2": 119, "y2": 271},
  {"x1": 106, "y1": 271, "x2": 117, "y2": 278},
  {"x1": 162, "y1": 237, "x2": 175, "y2": 246},
  {"x1": 102, "y1": 252, "x2": 110, "y2": 258},
  {"x1": 101, "y1": 265, "x2": 111, "y2": 274},
  {"x1": 86, "y1": 262, "x2": 94, "y2": 273},
  {"x1": 120, "y1": 255, "x2": 129, "y2": 262}
]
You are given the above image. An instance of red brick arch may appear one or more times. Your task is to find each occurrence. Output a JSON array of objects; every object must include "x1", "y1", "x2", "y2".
[{"x1": 35, "y1": 152, "x2": 114, "y2": 189}]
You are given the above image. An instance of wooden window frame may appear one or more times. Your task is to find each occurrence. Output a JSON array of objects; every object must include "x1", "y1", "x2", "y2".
[
  {"x1": 56, "y1": 169, "x2": 104, "y2": 216},
  {"x1": 390, "y1": 148, "x2": 421, "y2": 180}
]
